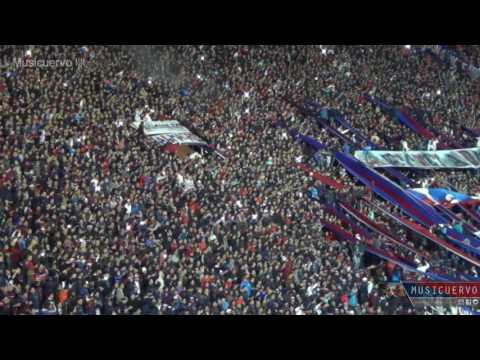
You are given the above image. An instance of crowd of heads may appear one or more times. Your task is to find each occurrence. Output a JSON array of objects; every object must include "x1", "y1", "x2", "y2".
[{"x1": 0, "y1": 45, "x2": 479, "y2": 315}]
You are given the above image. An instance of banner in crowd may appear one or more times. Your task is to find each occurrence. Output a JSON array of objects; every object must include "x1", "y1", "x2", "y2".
[
  {"x1": 354, "y1": 147, "x2": 480, "y2": 169},
  {"x1": 335, "y1": 151, "x2": 448, "y2": 226},
  {"x1": 131, "y1": 120, "x2": 208, "y2": 147}
]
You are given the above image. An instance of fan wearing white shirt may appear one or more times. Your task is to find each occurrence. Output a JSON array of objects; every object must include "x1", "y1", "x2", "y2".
[
  {"x1": 295, "y1": 306, "x2": 305, "y2": 315},
  {"x1": 427, "y1": 139, "x2": 439, "y2": 151},
  {"x1": 401, "y1": 140, "x2": 410, "y2": 152},
  {"x1": 91, "y1": 179, "x2": 101, "y2": 193},
  {"x1": 124, "y1": 202, "x2": 132, "y2": 215},
  {"x1": 417, "y1": 260, "x2": 431, "y2": 273},
  {"x1": 367, "y1": 279, "x2": 374, "y2": 295},
  {"x1": 427, "y1": 140, "x2": 433, "y2": 151}
]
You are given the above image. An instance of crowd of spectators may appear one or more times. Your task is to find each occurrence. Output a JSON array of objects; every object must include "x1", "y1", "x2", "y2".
[{"x1": 0, "y1": 45, "x2": 479, "y2": 315}]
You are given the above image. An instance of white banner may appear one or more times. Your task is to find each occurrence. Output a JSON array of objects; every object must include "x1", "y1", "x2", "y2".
[
  {"x1": 354, "y1": 147, "x2": 480, "y2": 169},
  {"x1": 131, "y1": 119, "x2": 207, "y2": 146}
]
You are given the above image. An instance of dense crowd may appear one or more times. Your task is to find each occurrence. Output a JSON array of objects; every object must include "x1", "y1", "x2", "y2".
[{"x1": 0, "y1": 45, "x2": 479, "y2": 315}]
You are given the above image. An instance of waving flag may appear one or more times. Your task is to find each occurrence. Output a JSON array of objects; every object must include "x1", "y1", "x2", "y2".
[{"x1": 408, "y1": 188, "x2": 480, "y2": 207}]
